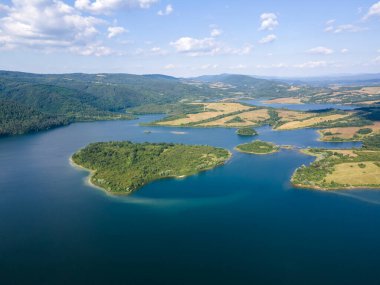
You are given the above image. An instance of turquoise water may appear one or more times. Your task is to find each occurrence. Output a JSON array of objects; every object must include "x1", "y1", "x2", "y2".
[{"x1": 1, "y1": 115, "x2": 380, "y2": 285}]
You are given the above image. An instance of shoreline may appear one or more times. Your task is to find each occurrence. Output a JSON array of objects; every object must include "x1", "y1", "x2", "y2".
[
  {"x1": 234, "y1": 141, "x2": 280, "y2": 155},
  {"x1": 69, "y1": 156, "x2": 106, "y2": 193},
  {"x1": 291, "y1": 180, "x2": 380, "y2": 191},
  {"x1": 69, "y1": 149, "x2": 233, "y2": 196},
  {"x1": 234, "y1": 146, "x2": 280, "y2": 155},
  {"x1": 291, "y1": 149, "x2": 380, "y2": 191}
]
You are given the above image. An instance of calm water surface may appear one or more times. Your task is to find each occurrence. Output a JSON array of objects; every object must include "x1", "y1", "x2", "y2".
[
  {"x1": 1, "y1": 115, "x2": 379, "y2": 285},
  {"x1": 240, "y1": 99, "x2": 358, "y2": 111}
]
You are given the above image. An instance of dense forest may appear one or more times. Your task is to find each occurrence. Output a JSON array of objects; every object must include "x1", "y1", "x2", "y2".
[
  {"x1": 0, "y1": 71, "x2": 230, "y2": 137},
  {"x1": 0, "y1": 100, "x2": 69, "y2": 136},
  {"x1": 71, "y1": 141, "x2": 231, "y2": 194}
]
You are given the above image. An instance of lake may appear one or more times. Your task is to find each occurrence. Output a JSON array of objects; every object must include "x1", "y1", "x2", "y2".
[
  {"x1": 240, "y1": 99, "x2": 358, "y2": 111},
  {"x1": 1, "y1": 115, "x2": 380, "y2": 285}
]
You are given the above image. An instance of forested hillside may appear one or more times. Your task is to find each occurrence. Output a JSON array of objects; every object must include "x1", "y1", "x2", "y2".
[
  {"x1": 0, "y1": 100, "x2": 69, "y2": 136},
  {"x1": 0, "y1": 70, "x2": 302, "y2": 137}
]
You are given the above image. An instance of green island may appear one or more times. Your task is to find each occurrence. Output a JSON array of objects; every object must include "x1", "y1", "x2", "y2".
[
  {"x1": 291, "y1": 134, "x2": 380, "y2": 190},
  {"x1": 71, "y1": 141, "x2": 231, "y2": 194},
  {"x1": 235, "y1": 140, "x2": 280, "y2": 154},
  {"x1": 2, "y1": 70, "x2": 380, "y2": 191},
  {"x1": 236, "y1": 127, "x2": 258, "y2": 136}
]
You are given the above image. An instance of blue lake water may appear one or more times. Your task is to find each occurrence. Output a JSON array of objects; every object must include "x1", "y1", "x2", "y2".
[
  {"x1": 240, "y1": 99, "x2": 358, "y2": 111},
  {"x1": 1, "y1": 115, "x2": 380, "y2": 285}
]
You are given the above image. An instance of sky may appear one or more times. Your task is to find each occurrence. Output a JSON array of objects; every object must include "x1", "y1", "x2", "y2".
[{"x1": 0, "y1": 0, "x2": 380, "y2": 77}]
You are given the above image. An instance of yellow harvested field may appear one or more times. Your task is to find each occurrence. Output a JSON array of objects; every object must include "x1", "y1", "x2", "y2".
[
  {"x1": 320, "y1": 122, "x2": 380, "y2": 140},
  {"x1": 156, "y1": 102, "x2": 253, "y2": 126},
  {"x1": 359, "y1": 87, "x2": 380, "y2": 94},
  {"x1": 357, "y1": 100, "x2": 380, "y2": 105},
  {"x1": 156, "y1": 111, "x2": 223, "y2": 126},
  {"x1": 264, "y1": 97, "x2": 302, "y2": 104},
  {"x1": 325, "y1": 162, "x2": 380, "y2": 186},
  {"x1": 277, "y1": 110, "x2": 311, "y2": 121},
  {"x1": 288, "y1": 86, "x2": 301, "y2": 91},
  {"x1": 201, "y1": 102, "x2": 252, "y2": 112},
  {"x1": 239, "y1": 109, "x2": 269, "y2": 121},
  {"x1": 276, "y1": 114, "x2": 350, "y2": 130},
  {"x1": 198, "y1": 109, "x2": 269, "y2": 127}
]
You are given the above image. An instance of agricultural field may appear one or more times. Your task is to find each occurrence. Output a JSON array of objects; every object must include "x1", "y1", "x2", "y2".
[
  {"x1": 150, "y1": 102, "x2": 372, "y2": 131},
  {"x1": 152, "y1": 102, "x2": 270, "y2": 127},
  {"x1": 324, "y1": 162, "x2": 380, "y2": 186},
  {"x1": 275, "y1": 113, "x2": 351, "y2": 130},
  {"x1": 292, "y1": 148, "x2": 380, "y2": 190},
  {"x1": 319, "y1": 122, "x2": 380, "y2": 141},
  {"x1": 304, "y1": 86, "x2": 380, "y2": 105}
]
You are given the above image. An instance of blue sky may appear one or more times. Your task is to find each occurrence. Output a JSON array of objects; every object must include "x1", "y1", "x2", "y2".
[{"x1": 0, "y1": 0, "x2": 379, "y2": 77}]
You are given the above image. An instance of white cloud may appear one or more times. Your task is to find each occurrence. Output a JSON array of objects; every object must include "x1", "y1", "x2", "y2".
[
  {"x1": 107, "y1": 26, "x2": 127, "y2": 38},
  {"x1": 0, "y1": 4, "x2": 10, "y2": 13},
  {"x1": 164, "y1": 63, "x2": 175, "y2": 69},
  {"x1": 200, "y1": 64, "x2": 218, "y2": 70},
  {"x1": 0, "y1": 0, "x2": 111, "y2": 55},
  {"x1": 341, "y1": 48, "x2": 349, "y2": 54},
  {"x1": 170, "y1": 36, "x2": 253, "y2": 56},
  {"x1": 259, "y1": 13, "x2": 278, "y2": 31},
  {"x1": 210, "y1": 28, "x2": 222, "y2": 37},
  {"x1": 132, "y1": 46, "x2": 168, "y2": 56},
  {"x1": 364, "y1": 1, "x2": 380, "y2": 19},
  {"x1": 295, "y1": 61, "x2": 328, "y2": 68},
  {"x1": 75, "y1": 0, "x2": 158, "y2": 14},
  {"x1": 150, "y1": 46, "x2": 168, "y2": 55},
  {"x1": 232, "y1": 44, "x2": 253, "y2": 55},
  {"x1": 325, "y1": 19, "x2": 336, "y2": 25},
  {"x1": 256, "y1": 63, "x2": 288, "y2": 69},
  {"x1": 259, "y1": 34, "x2": 277, "y2": 44},
  {"x1": 69, "y1": 42, "x2": 112, "y2": 56},
  {"x1": 170, "y1": 37, "x2": 216, "y2": 55},
  {"x1": 325, "y1": 24, "x2": 366, "y2": 33},
  {"x1": 229, "y1": 64, "x2": 247, "y2": 70},
  {"x1": 307, "y1": 46, "x2": 334, "y2": 55},
  {"x1": 157, "y1": 4, "x2": 173, "y2": 16}
]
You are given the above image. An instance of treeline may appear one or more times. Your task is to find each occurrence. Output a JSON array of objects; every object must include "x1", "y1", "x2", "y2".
[
  {"x1": 235, "y1": 140, "x2": 279, "y2": 154},
  {"x1": 72, "y1": 141, "x2": 231, "y2": 193},
  {"x1": 0, "y1": 100, "x2": 69, "y2": 136},
  {"x1": 0, "y1": 71, "x2": 227, "y2": 114},
  {"x1": 0, "y1": 71, "x2": 235, "y2": 137},
  {"x1": 363, "y1": 133, "x2": 380, "y2": 149}
]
